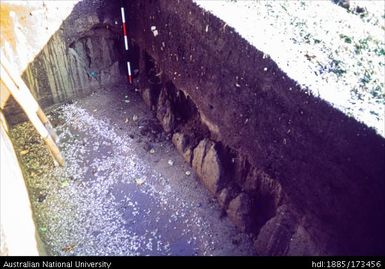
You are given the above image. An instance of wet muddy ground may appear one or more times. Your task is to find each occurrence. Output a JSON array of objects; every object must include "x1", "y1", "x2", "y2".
[{"x1": 11, "y1": 84, "x2": 255, "y2": 256}]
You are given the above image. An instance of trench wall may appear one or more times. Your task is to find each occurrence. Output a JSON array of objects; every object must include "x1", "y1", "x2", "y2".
[
  {"x1": 3, "y1": 0, "x2": 384, "y2": 256},
  {"x1": 124, "y1": 0, "x2": 385, "y2": 255},
  {"x1": 3, "y1": 0, "x2": 125, "y2": 125},
  {"x1": 0, "y1": 111, "x2": 43, "y2": 256}
]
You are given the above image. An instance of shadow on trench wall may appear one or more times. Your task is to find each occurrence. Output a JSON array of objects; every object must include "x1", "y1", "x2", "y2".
[{"x1": 3, "y1": 0, "x2": 127, "y2": 125}]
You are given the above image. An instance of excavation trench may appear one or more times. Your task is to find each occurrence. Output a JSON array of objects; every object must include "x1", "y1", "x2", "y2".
[
  {"x1": 3, "y1": 0, "x2": 385, "y2": 256},
  {"x1": 10, "y1": 85, "x2": 256, "y2": 255}
]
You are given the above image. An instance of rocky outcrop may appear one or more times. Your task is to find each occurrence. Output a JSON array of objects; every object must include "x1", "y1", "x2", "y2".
[
  {"x1": 253, "y1": 205, "x2": 298, "y2": 256},
  {"x1": 226, "y1": 193, "x2": 256, "y2": 233},
  {"x1": 192, "y1": 139, "x2": 225, "y2": 194},
  {"x1": 156, "y1": 87, "x2": 176, "y2": 133},
  {"x1": 172, "y1": 132, "x2": 193, "y2": 164}
]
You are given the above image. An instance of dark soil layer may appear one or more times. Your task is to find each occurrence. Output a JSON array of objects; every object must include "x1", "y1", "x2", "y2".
[{"x1": 124, "y1": 0, "x2": 385, "y2": 255}]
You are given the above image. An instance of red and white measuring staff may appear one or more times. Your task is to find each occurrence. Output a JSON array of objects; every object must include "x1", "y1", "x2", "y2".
[{"x1": 121, "y1": 6, "x2": 132, "y2": 84}]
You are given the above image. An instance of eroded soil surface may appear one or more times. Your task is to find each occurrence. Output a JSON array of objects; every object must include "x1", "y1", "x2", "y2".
[{"x1": 11, "y1": 84, "x2": 255, "y2": 256}]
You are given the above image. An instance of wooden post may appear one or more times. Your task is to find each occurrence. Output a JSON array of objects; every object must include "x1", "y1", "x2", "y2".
[
  {"x1": 0, "y1": 81, "x2": 11, "y2": 109},
  {"x1": 0, "y1": 59, "x2": 64, "y2": 166}
]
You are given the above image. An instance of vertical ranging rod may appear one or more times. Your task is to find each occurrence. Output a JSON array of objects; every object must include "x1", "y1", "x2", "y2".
[{"x1": 120, "y1": 5, "x2": 132, "y2": 84}]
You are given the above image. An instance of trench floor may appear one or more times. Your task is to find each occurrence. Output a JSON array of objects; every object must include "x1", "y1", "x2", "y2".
[{"x1": 11, "y1": 84, "x2": 255, "y2": 256}]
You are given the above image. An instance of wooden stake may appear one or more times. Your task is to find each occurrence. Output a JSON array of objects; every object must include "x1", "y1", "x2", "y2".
[{"x1": 0, "y1": 58, "x2": 64, "y2": 166}]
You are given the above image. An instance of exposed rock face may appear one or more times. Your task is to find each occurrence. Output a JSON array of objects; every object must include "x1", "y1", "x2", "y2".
[
  {"x1": 157, "y1": 88, "x2": 175, "y2": 133},
  {"x1": 217, "y1": 185, "x2": 239, "y2": 208},
  {"x1": 172, "y1": 132, "x2": 187, "y2": 153},
  {"x1": 192, "y1": 139, "x2": 225, "y2": 194},
  {"x1": 286, "y1": 223, "x2": 325, "y2": 256},
  {"x1": 226, "y1": 193, "x2": 255, "y2": 233},
  {"x1": 253, "y1": 205, "x2": 298, "y2": 255},
  {"x1": 142, "y1": 88, "x2": 154, "y2": 108},
  {"x1": 172, "y1": 132, "x2": 193, "y2": 164}
]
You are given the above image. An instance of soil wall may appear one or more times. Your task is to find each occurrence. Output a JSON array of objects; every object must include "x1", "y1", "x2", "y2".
[
  {"x1": 124, "y1": 0, "x2": 385, "y2": 255},
  {"x1": 0, "y1": 111, "x2": 42, "y2": 255}
]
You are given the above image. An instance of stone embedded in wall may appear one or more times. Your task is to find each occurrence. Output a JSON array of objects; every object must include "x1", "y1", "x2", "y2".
[
  {"x1": 253, "y1": 205, "x2": 298, "y2": 256},
  {"x1": 157, "y1": 88, "x2": 175, "y2": 133},
  {"x1": 192, "y1": 139, "x2": 225, "y2": 194},
  {"x1": 172, "y1": 132, "x2": 186, "y2": 153},
  {"x1": 142, "y1": 88, "x2": 154, "y2": 108},
  {"x1": 226, "y1": 192, "x2": 255, "y2": 233},
  {"x1": 182, "y1": 148, "x2": 193, "y2": 164},
  {"x1": 217, "y1": 184, "x2": 240, "y2": 208},
  {"x1": 171, "y1": 132, "x2": 194, "y2": 165},
  {"x1": 142, "y1": 77, "x2": 162, "y2": 111},
  {"x1": 286, "y1": 223, "x2": 323, "y2": 256},
  {"x1": 218, "y1": 188, "x2": 230, "y2": 208}
]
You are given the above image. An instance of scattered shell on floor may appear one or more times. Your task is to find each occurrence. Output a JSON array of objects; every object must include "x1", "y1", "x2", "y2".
[
  {"x1": 135, "y1": 178, "x2": 145, "y2": 186},
  {"x1": 20, "y1": 149, "x2": 29, "y2": 155},
  {"x1": 9, "y1": 94, "x2": 255, "y2": 256}
]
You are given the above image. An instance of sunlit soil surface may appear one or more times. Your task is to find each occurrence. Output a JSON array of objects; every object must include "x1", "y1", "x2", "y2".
[{"x1": 194, "y1": 0, "x2": 385, "y2": 136}]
